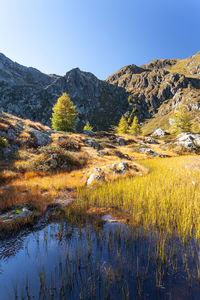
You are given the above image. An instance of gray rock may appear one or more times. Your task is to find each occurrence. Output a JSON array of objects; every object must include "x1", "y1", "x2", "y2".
[
  {"x1": 151, "y1": 128, "x2": 167, "y2": 137},
  {"x1": 139, "y1": 140, "x2": 147, "y2": 146},
  {"x1": 145, "y1": 137, "x2": 158, "y2": 144},
  {"x1": 101, "y1": 214, "x2": 117, "y2": 223},
  {"x1": 0, "y1": 128, "x2": 17, "y2": 140},
  {"x1": 87, "y1": 173, "x2": 104, "y2": 186},
  {"x1": 0, "y1": 54, "x2": 128, "y2": 131},
  {"x1": 84, "y1": 138, "x2": 102, "y2": 150},
  {"x1": 0, "y1": 206, "x2": 31, "y2": 222},
  {"x1": 116, "y1": 137, "x2": 126, "y2": 145},
  {"x1": 139, "y1": 148, "x2": 160, "y2": 157},
  {"x1": 2, "y1": 147, "x2": 12, "y2": 160},
  {"x1": 83, "y1": 130, "x2": 96, "y2": 137},
  {"x1": 112, "y1": 162, "x2": 128, "y2": 173},
  {"x1": 176, "y1": 133, "x2": 200, "y2": 148},
  {"x1": 28, "y1": 127, "x2": 52, "y2": 146}
]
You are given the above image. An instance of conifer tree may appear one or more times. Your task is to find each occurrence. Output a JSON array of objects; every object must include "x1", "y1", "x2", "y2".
[
  {"x1": 128, "y1": 107, "x2": 137, "y2": 125},
  {"x1": 117, "y1": 116, "x2": 128, "y2": 134},
  {"x1": 83, "y1": 121, "x2": 93, "y2": 132},
  {"x1": 129, "y1": 116, "x2": 142, "y2": 135},
  {"x1": 170, "y1": 105, "x2": 192, "y2": 133},
  {"x1": 51, "y1": 93, "x2": 77, "y2": 132}
]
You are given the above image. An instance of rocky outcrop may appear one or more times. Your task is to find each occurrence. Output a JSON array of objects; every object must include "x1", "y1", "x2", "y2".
[
  {"x1": 87, "y1": 173, "x2": 105, "y2": 186},
  {"x1": 151, "y1": 128, "x2": 167, "y2": 137},
  {"x1": 27, "y1": 127, "x2": 52, "y2": 146},
  {"x1": 0, "y1": 111, "x2": 52, "y2": 159},
  {"x1": 176, "y1": 133, "x2": 200, "y2": 149}
]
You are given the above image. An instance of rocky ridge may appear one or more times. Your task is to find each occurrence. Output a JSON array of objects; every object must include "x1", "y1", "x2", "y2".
[
  {"x1": 107, "y1": 52, "x2": 200, "y2": 129},
  {"x1": 0, "y1": 53, "x2": 128, "y2": 131},
  {"x1": 1, "y1": 52, "x2": 200, "y2": 133}
]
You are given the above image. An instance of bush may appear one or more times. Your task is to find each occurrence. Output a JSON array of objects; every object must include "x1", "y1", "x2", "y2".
[
  {"x1": 56, "y1": 138, "x2": 81, "y2": 151},
  {"x1": 83, "y1": 122, "x2": 93, "y2": 132},
  {"x1": 0, "y1": 137, "x2": 8, "y2": 148},
  {"x1": 15, "y1": 145, "x2": 87, "y2": 172}
]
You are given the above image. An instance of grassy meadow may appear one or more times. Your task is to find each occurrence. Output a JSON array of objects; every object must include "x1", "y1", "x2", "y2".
[{"x1": 78, "y1": 156, "x2": 200, "y2": 238}]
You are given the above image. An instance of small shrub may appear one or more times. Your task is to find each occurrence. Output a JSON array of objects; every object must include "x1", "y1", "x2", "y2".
[
  {"x1": 0, "y1": 170, "x2": 17, "y2": 185},
  {"x1": 83, "y1": 122, "x2": 93, "y2": 132},
  {"x1": 56, "y1": 138, "x2": 81, "y2": 151},
  {"x1": 17, "y1": 149, "x2": 36, "y2": 161},
  {"x1": 16, "y1": 130, "x2": 35, "y2": 149},
  {"x1": 0, "y1": 137, "x2": 9, "y2": 148}
]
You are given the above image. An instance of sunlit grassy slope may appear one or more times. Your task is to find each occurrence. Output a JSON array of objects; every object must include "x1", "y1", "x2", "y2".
[
  {"x1": 170, "y1": 52, "x2": 200, "y2": 78},
  {"x1": 142, "y1": 112, "x2": 172, "y2": 135},
  {"x1": 78, "y1": 156, "x2": 200, "y2": 237}
]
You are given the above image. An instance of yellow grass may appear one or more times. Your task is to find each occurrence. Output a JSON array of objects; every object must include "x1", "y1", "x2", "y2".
[
  {"x1": 0, "y1": 122, "x2": 9, "y2": 131},
  {"x1": 78, "y1": 156, "x2": 200, "y2": 238}
]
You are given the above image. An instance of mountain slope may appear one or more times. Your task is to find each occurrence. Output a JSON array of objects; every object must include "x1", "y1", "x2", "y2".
[
  {"x1": 0, "y1": 54, "x2": 128, "y2": 131},
  {"x1": 106, "y1": 51, "x2": 200, "y2": 131},
  {"x1": 0, "y1": 52, "x2": 200, "y2": 133}
]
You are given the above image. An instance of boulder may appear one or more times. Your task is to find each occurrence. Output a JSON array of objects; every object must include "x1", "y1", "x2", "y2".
[
  {"x1": 145, "y1": 137, "x2": 158, "y2": 144},
  {"x1": 151, "y1": 128, "x2": 167, "y2": 137},
  {"x1": 28, "y1": 127, "x2": 52, "y2": 146},
  {"x1": 139, "y1": 148, "x2": 161, "y2": 157},
  {"x1": 176, "y1": 133, "x2": 196, "y2": 142},
  {"x1": 175, "y1": 133, "x2": 200, "y2": 149},
  {"x1": 2, "y1": 147, "x2": 12, "y2": 160},
  {"x1": 112, "y1": 162, "x2": 128, "y2": 173},
  {"x1": 0, "y1": 128, "x2": 17, "y2": 140},
  {"x1": 116, "y1": 137, "x2": 126, "y2": 146},
  {"x1": 83, "y1": 130, "x2": 96, "y2": 137},
  {"x1": 84, "y1": 138, "x2": 102, "y2": 150},
  {"x1": 139, "y1": 140, "x2": 147, "y2": 145},
  {"x1": 87, "y1": 173, "x2": 104, "y2": 186}
]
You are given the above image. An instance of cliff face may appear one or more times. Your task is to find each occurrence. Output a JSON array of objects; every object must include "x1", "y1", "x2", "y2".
[
  {"x1": 106, "y1": 52, "x2": 200, "y2": 128},
  {"x1": 0, "y1": 52, "x2": 200, "y2": 132},
  {"x1": 0, "y1": 54, "x2": 128, "y2": 131}
]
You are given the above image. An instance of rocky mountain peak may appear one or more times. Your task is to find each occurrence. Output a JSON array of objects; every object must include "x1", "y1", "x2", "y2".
[
  {"x1": 0, "y1": 52, "x2": 58, "y2": 87},
  {"x1": 0, "y1": 51, "x2": 200, "y2": 133},
  {"x1": 0, "y1": 53, "x2": 128, "y2": 131}
]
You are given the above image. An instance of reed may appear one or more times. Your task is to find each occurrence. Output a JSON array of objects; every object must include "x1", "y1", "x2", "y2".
[{"x1": 77, "y1": 156, "x2": 200, "y2": 237}]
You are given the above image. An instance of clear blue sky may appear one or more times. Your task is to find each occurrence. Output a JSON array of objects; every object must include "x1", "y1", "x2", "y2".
[{"x1": 0, "y1": 0, "x2": 200, "y2": 79}]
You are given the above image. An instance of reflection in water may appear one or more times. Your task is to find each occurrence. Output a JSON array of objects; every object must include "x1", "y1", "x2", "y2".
[{"x1": 0, "y1": 221, "x2": 200, "y2": 299}]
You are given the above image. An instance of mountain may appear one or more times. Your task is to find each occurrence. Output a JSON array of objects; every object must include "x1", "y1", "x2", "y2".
[
  {"x1": 106, "y1": 52, "x2": 200, "y2": 134},
  {"x1": 0, "y1": 52, "x2": 200, "y2": 133},
  {"x1": 0, "y1": 53, "x2": 128, "y2": 131}
]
